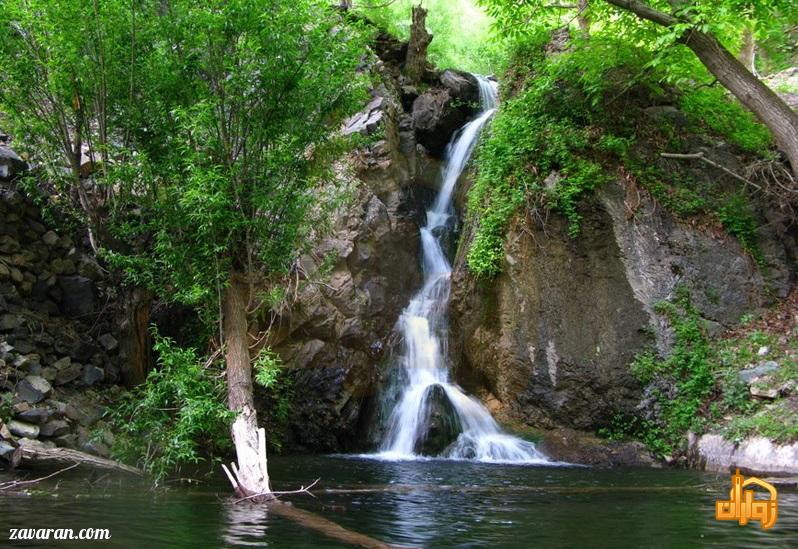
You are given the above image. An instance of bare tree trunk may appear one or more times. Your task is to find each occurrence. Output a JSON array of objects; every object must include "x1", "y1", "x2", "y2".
[
  {"x1": 222, "y1": 274, "x2": 271, "y2": 498},
  {"x1": 738, "y1": 26, "x2": 757, "y2": 75},
  {"x1": 405, "y1": 5, "x2": 432, "y2": 83},
  {"x1": 120, "y1": 286, "x2": 152, "y2": 387},
  {"x1": 577, "y1": 0, "x2": 590, "y2": 36},
  {"x1": 604, "y1": 0, "x2": 798, "y2": 179}
]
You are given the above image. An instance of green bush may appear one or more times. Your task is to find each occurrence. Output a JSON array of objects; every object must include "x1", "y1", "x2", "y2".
[
  {"x1": 108, "y1": 331, "x2": 234, "y2": 482},
  {"x1": 625, "y1": 288, "x2": 716, "y2": 456},
  {"x1": 680, "y1": 87, "x2": 773, "y2": 154}
]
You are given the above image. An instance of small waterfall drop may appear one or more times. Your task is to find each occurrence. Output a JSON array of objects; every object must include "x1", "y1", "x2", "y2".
[{"x1": 377, "y1": 77, "x2": 549, "y2": 463}]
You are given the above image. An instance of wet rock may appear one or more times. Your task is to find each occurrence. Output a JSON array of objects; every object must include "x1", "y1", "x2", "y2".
[
  {"x1": 8, "y1": 419, "x2": 39, "y2": 438},
  {"x1": 439, "y1": 70, "x2": 480, "y2": 103},
  {"x1": 39, "y1": 419, "x2": 70, "y2": 438},
  {"x1": 16, "y1": 375, "x2": 52, "y2": 403},
  {"x1": 0, "y1": 441, "x2": 16, "y2": 460},
  {"x1": 415, "y1": 384, "x2": 462, "y2": 456},
  {"x1": 540, "y1": 428, "x2": 660, "y2": 467},
  {"x1": 412, "y1": 89, "x2": 471, "y2": 157}
]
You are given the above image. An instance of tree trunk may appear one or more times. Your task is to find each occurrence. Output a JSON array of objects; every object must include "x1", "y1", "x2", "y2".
[
  {"x1": 682, "y1": 31, "x2": 798, "y2": 177},
  {"x1": 120, "y1": 286, "x2": 152, "y2": 387},
  {"x1": 577, "y1": 0, "x2": 590, "y2": 36},
  {"x1": 405, "y1": 5, "x2": 432, "y2": 84},
  {"x1": 603, "y1": 0, "x2": 798, "y2": 179},
  {"x1": 738, "y1": 26, "x2": 756, "y2": 75},
  {"x1": 222, "y1": 274, "x2": 271, "y2": 498}
]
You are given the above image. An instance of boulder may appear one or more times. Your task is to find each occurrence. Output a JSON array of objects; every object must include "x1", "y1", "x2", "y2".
[
  {"x1": 57, "y1": 275, "x2": 97, "y2": 317},
  {"x1": 0, "y1": 144, "x2": 27, "y2": 180},
  {"x1": 439, "y1": 70, "x2": 480, "y2": 103},
  {"x1": 415, "y1": 384, "x2": 462, "y2": 456},
  {"x1": 41, "y1": 230, "x2": 59, "y2": 247},
  {"x1": 739, "y1": 361, "x2": 780, "y2": 384},
  {"x1": 39, "y1": 419, "x2": 70, "y2": 438},
  {"x1": 16, "y1": 375, "x2": 52, "y2": 404},
  {"x1": 16, "y1": 407, "x2": 52, "y2": 425},
  {"x1": 412, "y1": 90, "x2": 470, "y2": 157}
]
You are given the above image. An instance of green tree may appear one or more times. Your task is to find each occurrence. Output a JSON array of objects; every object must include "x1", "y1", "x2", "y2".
[
  {"x1": 108, "y1": 0, "x2": 368, "y2": 496},
  {"x1": 481, "y1": 0, "x2": 798, "y2": 179}
]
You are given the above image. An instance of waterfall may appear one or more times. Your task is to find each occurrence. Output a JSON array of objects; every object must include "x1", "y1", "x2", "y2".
[{"x1": 376, "y1": 76, "x2": 549, "y2": 463}]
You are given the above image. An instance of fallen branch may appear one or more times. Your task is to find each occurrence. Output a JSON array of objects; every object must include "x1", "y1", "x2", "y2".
[
  {"x1": 18, "y1": 444, "x2": 142, "y2": 476},
  {"x1": 233, "y1": 477, "x2": 320, "y2": 504},
  {"x1": 0, "y1": 462, "x2": 80, "y2": 491},
  {"x1": 660, "y1": 152, "x2": 762, "y2": 190}
]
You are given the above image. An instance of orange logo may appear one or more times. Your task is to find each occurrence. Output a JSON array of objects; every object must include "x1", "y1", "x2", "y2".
[{"x1": 715, "y1": 468, "x2": 778, "y2": 529}]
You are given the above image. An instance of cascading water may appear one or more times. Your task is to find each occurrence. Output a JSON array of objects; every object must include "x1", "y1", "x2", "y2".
[{"x1": 377, "y1": 77, "x2": 549, "y2": 463}]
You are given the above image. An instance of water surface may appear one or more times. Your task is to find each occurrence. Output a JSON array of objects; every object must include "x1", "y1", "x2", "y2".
[{"x1": 2, "y1": 456, "x2": 796, "y2": 547}]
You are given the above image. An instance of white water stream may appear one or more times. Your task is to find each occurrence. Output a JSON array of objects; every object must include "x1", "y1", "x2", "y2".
[{"x1": 377, "y1": 77, "x2": 549, "y2": 463}]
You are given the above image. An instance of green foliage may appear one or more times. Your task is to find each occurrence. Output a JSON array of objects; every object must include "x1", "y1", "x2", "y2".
[
  {"x1": 108, "y1": 331, "x2": 234, "y2": 481},
  {"x1": 717, "y1": 195, "x2": 765, "y2": 266},
  {"x1": 466, "y1": 35, "x2": 652, "y2": 277},
  {"x1": 253, "y1": 347, "x2": 293, "y2": 452},
  {"x1": 626, "y1": 288, "x2": 716, "y2": 456},
  {"x1": 679, "y1": 87, "x2": 772, "y2": 154}
]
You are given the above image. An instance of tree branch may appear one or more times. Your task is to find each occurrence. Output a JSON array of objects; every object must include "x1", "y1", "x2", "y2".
[{"x1": 660, "y1": 152, "x2": 762, "y2": 190}]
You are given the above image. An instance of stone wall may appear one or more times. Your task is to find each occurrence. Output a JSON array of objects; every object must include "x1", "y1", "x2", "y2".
[{"x1": 0, "y1": 186, "x2": 124, "y2": 461}]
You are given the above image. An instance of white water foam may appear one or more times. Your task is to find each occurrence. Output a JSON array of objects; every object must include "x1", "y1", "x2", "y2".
[{"x1": 375, "y1": 77, "x2": 550, "y2": 464}]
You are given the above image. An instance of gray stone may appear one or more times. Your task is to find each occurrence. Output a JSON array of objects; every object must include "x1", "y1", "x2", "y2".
[
  {"x1": 53, "y1": 357, "x2": 71, "y2": 370},
  {"x1": 16, "y1": 375, "x2": 52, "y2": 403},
  {"x1": 0, "y1": 235, "x2": 20, "y2": 254},
  {"x1": 97, "y1": 333, "x2": 118, "y2": 352},
  {"x1": 82, "y1": 364, "x2": 104, "y2": 386},
  {"x1": 12, "y1": 339, "x2": 34, "y2": 354},
  {"x1": 0, "y1": 144, "x2": 27, "y2": 180},
  {"x1": 54, "y1": 364, "x2": 82, "y2": 386},
  {"x1": 739, "y1": 361, "x2": 780, "y2": 383},
  {"x1": 57, "y1": 275, "x2": 97, "y2": 317},
  {"x1": 40, "y1": 367, "x2": 57, "y2": 382},
  {"x1": 39, "y1": 419, "x2": 70, "y2": 438},
  {"x1": 16, "y1": 408, "x2": 52, "y2": 424},
  {"x1": 0, "y1": 441, "x2": 16, "y2": 459},
  {"x1": 8, "y1": 419, "x2": 39, "y2": 438},
  {"x1": 758, "y1": 346, "x2": 770, "y2": 356},
  {"x1": 41, "y1": 230, "x2": 59, "y2": 247},
  {"x1": 0, "y1": 313, "x2": 21, "y2": 331}
]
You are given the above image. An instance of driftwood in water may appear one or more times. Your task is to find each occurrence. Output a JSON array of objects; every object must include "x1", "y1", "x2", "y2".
[
  {"x1": 267, "y1": 500, "x2": 407, "y2": 549},
  {"x1": 17, "y1": 444, "x2": 141, "y2": 475}
]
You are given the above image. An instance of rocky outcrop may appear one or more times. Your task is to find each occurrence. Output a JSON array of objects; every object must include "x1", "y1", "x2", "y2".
[
  {"x1": 450, "y1": 161, "x2": 793, "y2": 433},
  {"x1": 265, "y1": 47, "x2": 481, "y2": 451},
  {"x1": 0, "y1": 186, "x2": 125, "y2": 462},
  {"x1": 540, "y1": 428, "x2": 659, "y2": 467},
  {"x1": 688, "y1": 432, "x2": 798, "y2": 476}
]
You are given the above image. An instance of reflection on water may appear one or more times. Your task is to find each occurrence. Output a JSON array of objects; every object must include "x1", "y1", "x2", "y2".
[{"x1": 1, "y1": 455, "x2": 796, "y2": 548}]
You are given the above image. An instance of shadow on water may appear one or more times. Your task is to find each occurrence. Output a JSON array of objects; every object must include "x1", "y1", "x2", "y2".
[{"x1": 3, "y1": 455, "x2": 795, "y2": 548}]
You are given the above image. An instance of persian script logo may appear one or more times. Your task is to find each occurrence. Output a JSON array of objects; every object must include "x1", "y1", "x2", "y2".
[{"x1": 715, "y1": 468, "x2": 778, "y2": 529}]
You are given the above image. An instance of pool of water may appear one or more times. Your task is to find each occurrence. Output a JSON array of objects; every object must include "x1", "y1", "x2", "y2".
[{"x1": 1, "y1": 456, "x2": 796, "y2": 547}]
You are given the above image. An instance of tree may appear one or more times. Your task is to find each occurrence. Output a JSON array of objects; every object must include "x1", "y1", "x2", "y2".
[
  {"x1": 482, "y1": 0, "x2": 798, "y2": 179},
  {"x1": 109, "y1": 0, "x2": 368, "y2": 497}
]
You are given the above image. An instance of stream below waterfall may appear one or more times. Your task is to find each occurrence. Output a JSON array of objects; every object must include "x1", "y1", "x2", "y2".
[{"x1": 2, "y1": 457, "x2": 796, "y2": 547}]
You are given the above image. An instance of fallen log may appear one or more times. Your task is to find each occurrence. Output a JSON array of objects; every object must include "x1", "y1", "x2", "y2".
[{"x1": 16, "y1": 443, "x2": 141, "y2": 476}]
